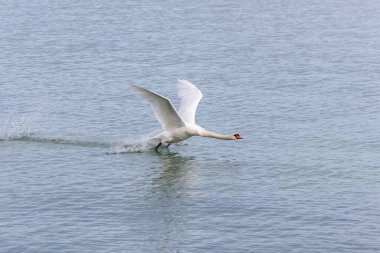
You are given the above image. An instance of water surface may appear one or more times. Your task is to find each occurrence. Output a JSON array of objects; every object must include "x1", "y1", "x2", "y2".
[{"x1": 1, "y1": 0, "x2": 380, "y2": 252}]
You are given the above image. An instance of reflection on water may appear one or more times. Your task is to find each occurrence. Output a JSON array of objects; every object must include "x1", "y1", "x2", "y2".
[
  {"x1": 152, "y1": 152, "x2": 198, "y2": 193},
  {"x1": 148, "y1": 152, "x2": 199, "y2": 251}
]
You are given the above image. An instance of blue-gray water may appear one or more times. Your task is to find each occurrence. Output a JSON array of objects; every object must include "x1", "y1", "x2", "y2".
[{"x1": 1, "y1": 1, "x2": 380, "y2": 252}]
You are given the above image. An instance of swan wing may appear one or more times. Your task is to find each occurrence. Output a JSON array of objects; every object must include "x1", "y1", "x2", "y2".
[
  {"x1": 177, "y1": 80, "x2": 203, "y2": 124},
  {"x1": 129, "y1": 84, "x2": 185, "y2": 131}
]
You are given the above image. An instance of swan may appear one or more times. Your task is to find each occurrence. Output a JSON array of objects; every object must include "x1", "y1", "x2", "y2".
[{"x1": 129, "y1": 80, "x2": 243, "y2": 151}]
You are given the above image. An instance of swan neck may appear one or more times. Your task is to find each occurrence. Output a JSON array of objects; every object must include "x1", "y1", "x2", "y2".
[{"x1": 201, "y1": 130, "x2": 234, "y2": 140}]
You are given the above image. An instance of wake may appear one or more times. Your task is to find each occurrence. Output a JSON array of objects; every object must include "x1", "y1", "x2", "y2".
[
  {"x1": 1, "y1": 133, "x2": 158, "y2": 153},
  {"x1": 0, "y1": 119, "x2": 160, "y2": 153}
]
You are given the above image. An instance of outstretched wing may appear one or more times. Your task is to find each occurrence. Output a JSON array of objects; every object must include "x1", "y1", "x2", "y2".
[
  {"x1": 129, "y1": 84, "x2": 185, "y2": 131},
  {"x1": 177, "y1": 80, "x2": 203, "y2": 124}
]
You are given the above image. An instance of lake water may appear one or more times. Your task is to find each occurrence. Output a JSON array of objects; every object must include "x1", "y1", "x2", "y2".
[{"x1": 1, "y1": 0, "x2": 380, "y2": 252}]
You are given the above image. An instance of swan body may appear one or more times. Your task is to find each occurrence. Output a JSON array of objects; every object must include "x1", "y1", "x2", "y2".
[{"x1": 129, "y1": 80, "x2": 242, "y2": 151}]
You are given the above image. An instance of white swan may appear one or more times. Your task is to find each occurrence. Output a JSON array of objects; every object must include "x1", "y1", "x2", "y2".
[{"x1": 129, "y1": 80, "x2": 243, "y2": 151}]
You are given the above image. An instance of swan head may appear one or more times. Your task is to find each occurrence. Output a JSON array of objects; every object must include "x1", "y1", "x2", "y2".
[{"x1": 233, "y1": 134, "x2": 243, "y2": 139}]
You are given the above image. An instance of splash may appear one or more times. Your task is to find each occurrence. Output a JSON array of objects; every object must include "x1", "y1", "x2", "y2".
[
  {"x1": 0, "y1": 117, "x2": 32, "y2": 141},
  {"x1": 110, "y1": 134, "x2": 159, "y2": 154}
]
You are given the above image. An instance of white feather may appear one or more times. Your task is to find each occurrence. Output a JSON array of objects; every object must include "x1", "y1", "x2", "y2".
[
  {"x1": 177, "y1": 80, "x2": 203, "y2": 124},
  {"x1": 128, "y1": 84, "x2": 185, "y2": 131}
]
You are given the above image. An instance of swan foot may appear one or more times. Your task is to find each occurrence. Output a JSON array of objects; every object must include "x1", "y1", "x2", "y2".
[{"x1": 154, "y1": 142, "x2": 162, "y2": 152}]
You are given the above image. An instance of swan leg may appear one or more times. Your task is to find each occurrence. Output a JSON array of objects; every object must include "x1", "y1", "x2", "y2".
[
  {"x1": 155, "y1": 142, "x2": 162, "y2": 152},
  {"x1": 166, "y1": 143, "x2": 171, "y2": 148}
]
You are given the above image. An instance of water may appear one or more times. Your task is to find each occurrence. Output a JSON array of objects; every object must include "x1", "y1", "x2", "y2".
[{"x1": 1, "y1": 0, "x2": 380, "y2": 252}]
